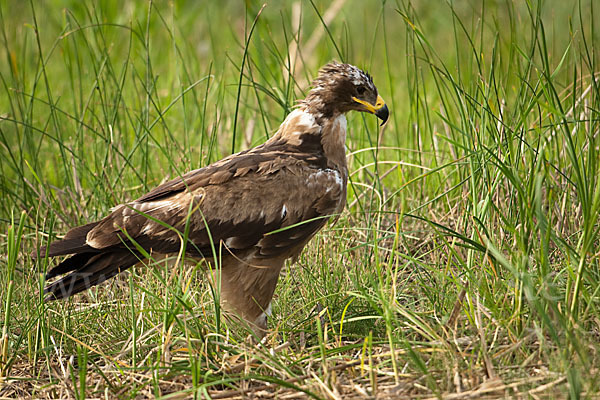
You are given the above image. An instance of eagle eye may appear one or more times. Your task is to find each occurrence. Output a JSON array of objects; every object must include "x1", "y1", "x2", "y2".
[{"x1": 356, "y1": 85, "x2": 366, "y2": 95}]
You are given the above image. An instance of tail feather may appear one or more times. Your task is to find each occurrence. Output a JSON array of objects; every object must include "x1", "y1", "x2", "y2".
[
  {"x1": 43, "y1": 239, "x2": 97, "y2": 258},
  {"x1": 45, "y1": 252, "x2": 96, "y2": 280},
  {"x1": 44, "y1": 251, "x2": 139, "y2": 300},
  {"x1": 64, "y1": 222, "x2": 99, "y2": 240},
  {"x1": 33, "y1": 222, "x2": 100, "y2": 259}
]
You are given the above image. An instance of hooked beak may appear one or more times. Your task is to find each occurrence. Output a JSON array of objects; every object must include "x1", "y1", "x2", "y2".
[
  {"x1": 352, "y1": 94, "x2": 389, "y2": 126},
  {"x1": 375, "y1": 104, "x2": 389, "y2": 126}
]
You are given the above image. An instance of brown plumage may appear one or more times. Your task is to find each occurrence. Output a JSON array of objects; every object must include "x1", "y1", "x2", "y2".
[{"x1": 34, "y1": 62, "x2": 389, "y2": 334}]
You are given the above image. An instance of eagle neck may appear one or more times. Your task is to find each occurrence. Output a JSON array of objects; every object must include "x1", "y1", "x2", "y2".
[
  {"x1": 271, "y1": 107, "x2": 348, "y2": 180},
  {"x1": 320, "y1": 113, "x2": 348, "y2": 177}
]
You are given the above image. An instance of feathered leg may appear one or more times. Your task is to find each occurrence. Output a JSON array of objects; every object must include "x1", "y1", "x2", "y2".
[{"x1": 211, "y1": 257, "x2": 284, "y2": 336}]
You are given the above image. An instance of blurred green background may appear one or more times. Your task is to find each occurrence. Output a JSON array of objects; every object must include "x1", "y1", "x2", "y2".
[{"x1": 1, "y1": 1, "x2": 595, "y2": 222}]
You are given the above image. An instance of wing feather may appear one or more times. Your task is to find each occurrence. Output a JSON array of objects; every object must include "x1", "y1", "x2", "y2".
[{"x1": 85, "y1": 156, "x2": 344, "y2": 260}]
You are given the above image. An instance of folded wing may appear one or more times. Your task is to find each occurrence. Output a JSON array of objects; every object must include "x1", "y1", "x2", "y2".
[{"x1": 40, "y1": 151, "x2": 345, "y2": 299}]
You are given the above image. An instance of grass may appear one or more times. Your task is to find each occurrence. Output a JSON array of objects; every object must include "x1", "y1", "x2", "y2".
[{"x1": 0, "y1": 0, "x2": 599, "y2": 398}]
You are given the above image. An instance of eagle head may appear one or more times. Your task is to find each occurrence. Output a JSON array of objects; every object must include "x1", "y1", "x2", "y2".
[{"x1": 302, "y1": 62, "x2": 389, "y2": 125}]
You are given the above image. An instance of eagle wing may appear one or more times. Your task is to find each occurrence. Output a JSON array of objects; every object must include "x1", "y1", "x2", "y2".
[{"x1": 85, "y1": 152, "x2": 345, "y2": 259}]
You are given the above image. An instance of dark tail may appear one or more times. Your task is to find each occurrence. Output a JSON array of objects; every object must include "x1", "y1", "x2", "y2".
[
  {"x1": 35, "y1": 221, "x2": 140, "y2": 300},
  {"x1": 44, "y1": 250, "x2": 140, "y2": 300},
  {"x1": 33, "y1": 222, "x2": 99, "y2": 259}
]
